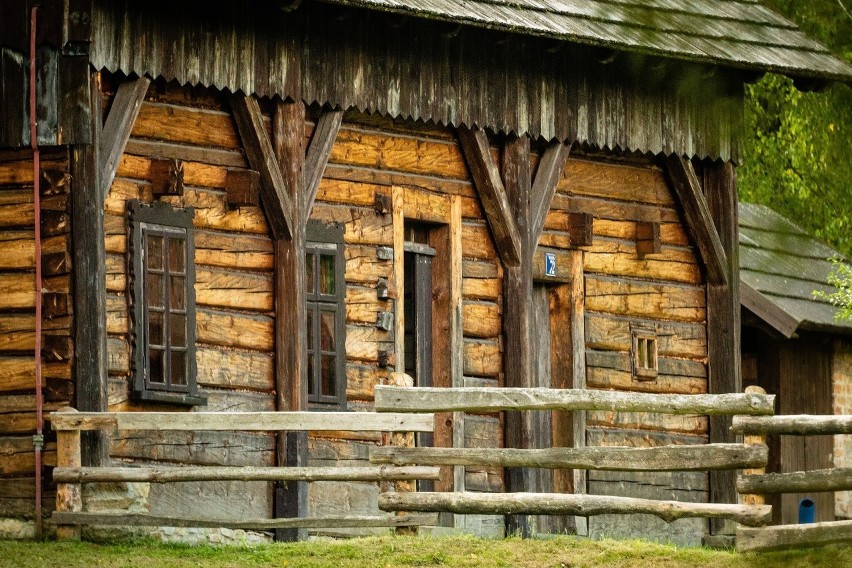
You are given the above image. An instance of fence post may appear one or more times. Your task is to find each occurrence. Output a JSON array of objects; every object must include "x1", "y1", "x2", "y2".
[
  {"x1": 55, "y1": 408, "x2": 82, "y2": 540},
  {"x1": 740, "y1": 386, "x2": 767, "y2": 508}
]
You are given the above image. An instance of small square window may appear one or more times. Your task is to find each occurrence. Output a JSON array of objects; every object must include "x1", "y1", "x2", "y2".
[
  {"x1": 128, "y1": 200, "x2": 205, "y2": 406},
  {"x1": 632, "y1": 325, "x2": 658, "y2": 381}
]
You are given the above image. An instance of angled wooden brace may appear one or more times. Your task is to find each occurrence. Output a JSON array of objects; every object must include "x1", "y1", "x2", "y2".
[
  {"x1": 457, "y1": 126, "x2": 522, "y2": 267},
  {"x1": 530, "y1": 141, "x2": 572, "y2": 244},
  {"x1": 231, "y1": 94, "x2": 295, "y2": 240},
  {"x1": 302, "y1": 108, "x2": 344, "y2": 217},
  {"x1": 99, "y1": 77, "x2": 150, "y2": 202},
  {"x1": 665, "y1": 155, "x2": 728, "y2": 285}
]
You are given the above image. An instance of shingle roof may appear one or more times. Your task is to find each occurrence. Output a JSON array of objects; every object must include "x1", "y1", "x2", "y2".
[
  {"x1": 323, "y1": 0, "x2": 852, "y2": 82},
  {"x1": 739, "y1": 203, "x2": 852, "y2": 337}
]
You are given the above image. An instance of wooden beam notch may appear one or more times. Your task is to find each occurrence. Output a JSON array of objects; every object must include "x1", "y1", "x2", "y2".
[
  {"x1": 150, "y1": 158, "x2": 184, "y2": 197},
  {"x1": 225, "y1": 168, "x2": 260, "y2": 207},
  {"x1": 567, "y1": 212, "x2": 593, "y2": 248},
  {"x1": 636, "y1": 221, "x2": 661, "y2": 257}
]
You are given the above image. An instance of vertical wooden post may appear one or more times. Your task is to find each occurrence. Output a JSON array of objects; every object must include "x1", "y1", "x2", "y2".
[
  {"x1": 704, "y1": 160, "x2": 741, "y2": 535},
  {"x1": 55, "y1": 418, "x2": 82, "y2": 540},
  {"x1": 449, "y1": 196, "x2": 466, "y2": 529},
  {"x1": 392, "y1": 186, "x2": 406, "y2": 374},
  {"x1": 740, "y1": 385, "x2": 767, "y2": 508},
  {"x1": 72, "y1": 70, "x2": 108, "y2": 467},
  {"x1": 273, "y1": 100, "x2": 308, "y2": 542},
  {"x1": 501, "y1": 134, "x2": 534, "y2": 537}
]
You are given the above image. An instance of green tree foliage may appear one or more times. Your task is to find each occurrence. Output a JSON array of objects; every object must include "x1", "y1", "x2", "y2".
[
  {"x1": 813, "y1": 257, "x2": 852, "y2": 321},
  {"x1": 740, "y1": 1, "x2": 852, "y2": 257}
]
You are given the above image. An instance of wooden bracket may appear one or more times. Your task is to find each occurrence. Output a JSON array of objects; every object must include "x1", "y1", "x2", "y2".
[
  {"x1": 230, "y1": 94, "x2": 294, "y2": 240},
  {"x1": 225, "y1": 168, "x2": 260, "y2": 207},
  {"x1": 303, "y1": 109, "x2": 344, "y2": 217},
  {"x1": 457, "y1": 126, "x2": 522, "y2": 267},
  {"x1": 665, "y1": 155, "x2": 728, "y2": 285},
  {"x1": 99, "y1": 77, "x2": 151, "y2": 202},
  {"x1": 636, "y1": 221, "x2": 661, "y2": 257},
  {"x1": 150, "y1": 158, "x2": 184, "y2": 196},
  {"x1": 530, "y1": 141, "x2": 571, "y2": 242},
  {"x1": 567, "y1": 212, "x2": 593, "y2": 247}
]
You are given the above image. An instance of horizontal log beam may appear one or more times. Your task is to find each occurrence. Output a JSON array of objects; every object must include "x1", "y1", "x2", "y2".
[
  {"x1": 375, "y1": 386, "x2": 774, "y2": 415},
  {"x1": 731, "y1": 415, "x2": 852, "y2": 435},
  {"x1": 53, "y1": 465, "x2": 440, "y2": 484},
  {"x1": 379, "y1": 492, "x2": 770, "y2": 527},
  {"x1": 736, "y1": 519, "x2": 852, "y2": 552},
  {"x1": 737, "y1": 467, "x2": 852, "y2": 494},
  {"x1": 370, "y1": 443, "x2": 767, "y2": 471},
  {"x1": 50, "y1": 411, "x2": 435, "y2": 432},
  {"x1": 51, "y1": 512, "x2": 438, "y2": 530}
]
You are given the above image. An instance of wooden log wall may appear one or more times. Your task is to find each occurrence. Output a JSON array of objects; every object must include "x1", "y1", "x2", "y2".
[
  {"x1": 832, "y1": 339, "x2": 852, "y2": 520},
  {"x1": 102, "y1": 77, "x2": 276, "y2": 522},
  {"x1": 0, "y1": 147, "x2": 70, "y2": 519},
  {"x1": 551, "y1": 150, "x2": 710, "y2": 545}
]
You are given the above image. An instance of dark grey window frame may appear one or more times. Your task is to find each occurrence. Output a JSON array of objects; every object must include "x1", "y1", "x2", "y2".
[
  {"x1": 306, "y1": 220, "x2": 346, "y2": 409},
  {"x1": 128, "y1": 199, "x2": 205, "y2": 406}
]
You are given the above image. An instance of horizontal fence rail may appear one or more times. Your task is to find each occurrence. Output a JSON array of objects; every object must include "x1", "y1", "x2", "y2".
[
  {"x1": 50, "y1": 410, "x2": 435, "y2": 432},
  {"x1": 737, "y1": 520, "x2": 852, "y2": 553},
  {"x1": 53, "y1": 465, "x2": 442, "y2": 484},
  {"x1": 370, "y1": 444, "x2": 768, "y2": 472},
  {"x1": 378, "y1": 492, "x2": 771, "y2": 527},
  {"x1": 731, "y1": 414, "x2": 852, "y2": 435},
  {"x1": 375, "y1": 386, "x2": 775, "y2": 415},
  {"x1": 737, "y1": 467, "x2": 852, "y2": 495}
]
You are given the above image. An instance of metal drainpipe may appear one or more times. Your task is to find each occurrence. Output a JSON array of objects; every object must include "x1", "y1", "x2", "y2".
[{"x1": 29, "y1": 4, "x2": 45, "y2": 541}]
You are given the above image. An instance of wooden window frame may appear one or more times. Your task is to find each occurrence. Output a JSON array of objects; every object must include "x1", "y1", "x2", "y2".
[
  {"x1": 128, "y1": 199, "x2": 205, "y2": 406},
  {"x1": 306, "y1": 220, "x2": 346, "y2": 409},
  {"x1": 631, "y1": 324, "x2": 658, "y2": 381}
]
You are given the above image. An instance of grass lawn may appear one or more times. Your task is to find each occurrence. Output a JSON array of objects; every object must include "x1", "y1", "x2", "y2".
[{"x1": 0, "y1": 535, "x2": 849, "y2": 568}]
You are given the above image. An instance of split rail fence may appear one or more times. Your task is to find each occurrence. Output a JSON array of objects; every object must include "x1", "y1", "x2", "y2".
[{"x1": 49, "y1": 409, "x2": 440, "y2": 538}]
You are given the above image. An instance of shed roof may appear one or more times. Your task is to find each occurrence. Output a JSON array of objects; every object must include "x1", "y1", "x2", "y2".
[
  {"x1": 739, "y1": 203, "x2": 852, "y2": 337},
  {"x1": 325, "y1": 0, "x2": 852, "y2": 83}
]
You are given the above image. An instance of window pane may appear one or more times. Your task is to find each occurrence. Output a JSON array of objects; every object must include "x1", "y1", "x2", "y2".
[
  {"x1": 147, "y1": 234, "x2": 163, "y2": 270},
  {"x1": 171, "y1": 350, "x2": 186, "y2": 386},
  {"x1": 147, "y1": 272, "x2": 163, "y2": 307},
  {"x1": 320, "y1": 254, "x2": 335, "y2": 295},
  {"x1": 306, "y1": 309, "x2": 314, "y2": 350},
  {"x1": 149, "y1": 311, "x2": 164, "y2": 346},
  {"x1": 321, "y1": 355, "x2": 336, "y2": 397},
  {"x1": 170, "y1": 276, "x2": 185, "y2": 309},
  {"x1": 306, "y1": 253, "x2": 315, "y2": 294},
  {"x1": 148, "y1": 348, "x2": 164, "y2": 383},
  {"x1": 168, "y1": 237, "x2": 185, "y2": 272},
  {"x1": 307, "y1": 354, "x2": 316, "y2": 396},
  {"x1": 170, "y1": 313, "x2": 186, "y2": 347},
  {"x1": 320, "y1": 311, "x2": 335, "y2": 351}
]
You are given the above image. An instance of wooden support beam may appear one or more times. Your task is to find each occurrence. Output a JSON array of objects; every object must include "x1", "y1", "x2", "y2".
[
  {"x1": 379, "y1": 492, "x2": 771, "y2": 527},
  {"x1": 370, "y1": 443, "x2": 767, "y2": 471},
  {"x1": 53, "y1": 465, "x2": 441, "y2": 483},
  {"x1": 664, "y1": 155, "x2": 728, "y2": 285},
  {"x1": 50, "y1": 512, "x2": 439, "y2": 530},
  {"x1": 736, "y1": 519, "x2": 852, "y2": 552},
  {"x1": 50, "y1": 411, "x2": 436, "y2": 432},
  {"x1": 230, "y1": 94, "x2": 294, "y2": 240},
  {"x1": 98, "y1": 76, "x2": 150, "y2": 202},
  {"x1": 302, "y1": 108, "x2": 344, "y2": 216},
  {"x1": 732, "y1": 415, "x2": 852, "y2": 435},
  {"x1": 456, "y1": 126, "x2": 521, "y2": 267},
  {"x1": 374, "y1": 386, "x2": 775, "y2": 415},
  {"x1": 737, "y1": 467, "x2": 852, "y2": 494},
  {"x1": 530, "y1": 141, "x2": 571, "y2": 242},
  {"x1": 55, "y1": 424, "x2": 82, "y2": 540}
]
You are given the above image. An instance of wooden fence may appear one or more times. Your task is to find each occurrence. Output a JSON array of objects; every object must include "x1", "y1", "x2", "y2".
[
  {"x1": 730, "y1": 404, "x2": 852, "y2": 553},
  {"x1": 49, "y1": 409, "x2": 440, "y2": 539}
]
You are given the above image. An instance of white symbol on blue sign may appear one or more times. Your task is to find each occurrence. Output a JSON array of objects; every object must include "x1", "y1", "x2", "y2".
[{"x1": 544, "y1": 252, "x2": 557, "y2": 277}]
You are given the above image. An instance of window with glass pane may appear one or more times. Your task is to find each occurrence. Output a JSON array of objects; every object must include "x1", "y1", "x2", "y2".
[
  {"x1": 128, "y1": 200, "x2": 204, "y2": 406},
  {"x1": 306, "y1": 221, "x2": 346, "y2": 408}
]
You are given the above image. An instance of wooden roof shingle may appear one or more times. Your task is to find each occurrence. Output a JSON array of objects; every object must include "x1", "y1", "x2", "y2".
[
  {"x1": 324, "y1": 0, "x2": 852, "y2": 82},
  {"x1": 739, "y1": 203, "x2": 852, "y2": 337}
]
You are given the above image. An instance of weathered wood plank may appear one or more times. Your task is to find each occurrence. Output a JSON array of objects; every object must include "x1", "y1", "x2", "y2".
[
  {"x1": 558, "y1": 159, "x2": 674, "y2": 207},
  {"x1": 585, "y1": 313, "x2": 707, "y2": 359},
  {"x1": 731, "y1": 415, "x2": 852, "y2": 435},
  {"x1": 374, "y1": 386, "x2": 773, "y2": 415},
  {"x1": 53, "y1": 465, "x2": 440, "y2": 483},
  {"x1": 99, "y1": 77, "x2": 150, "y2": 201},
  {"x1": 132, "y1": 101, "x2": 241, "y2": 149},
  {"x1": 370, "y1": 443, "x2": 766, "y2": 471},
  {"x1": 303, "y1": 108, "x2": 344, "y2": 216},
  {"x1": 50, "y1": 411, "x2": 435, "y2": 432},
  {"x1": 50, "y1": 512, "x2": 438, "y2": 530},
  {"x1": 736, "y1": 519, "x2": 852, "y2": 552},
  {"x1": 585, "y1": 275, "x2": 706, "y2": 323},
  {"x1": 196, "y1": 308, "x2": 274, "y2": 352},
  {"x1": 530, "y1": 141, "x2": 571, "y2": 242},
  {"x1": 737, "y1": 467, "x2": 852, "y2": 494},
  {"x1": 379, "y1": 492, "x2": 770, "y2": 527}
]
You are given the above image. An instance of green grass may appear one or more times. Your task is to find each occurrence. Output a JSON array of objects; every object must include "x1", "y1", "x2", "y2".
[{"x1": 0, "y1": 536, "x2": 849, "y2": 568}]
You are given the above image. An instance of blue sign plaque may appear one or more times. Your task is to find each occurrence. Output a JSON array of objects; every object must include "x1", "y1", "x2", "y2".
[{"x1": 544, "y1": 252, "x2": 557, "y2": 277}]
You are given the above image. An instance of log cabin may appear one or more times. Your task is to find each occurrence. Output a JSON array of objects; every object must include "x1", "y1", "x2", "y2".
[
  {"x1": 739, "y1": 202, "x2": 852, "y2": 526},
  {"x1": 1, "y1": 0, "x2": 851, "y2": 545}
]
